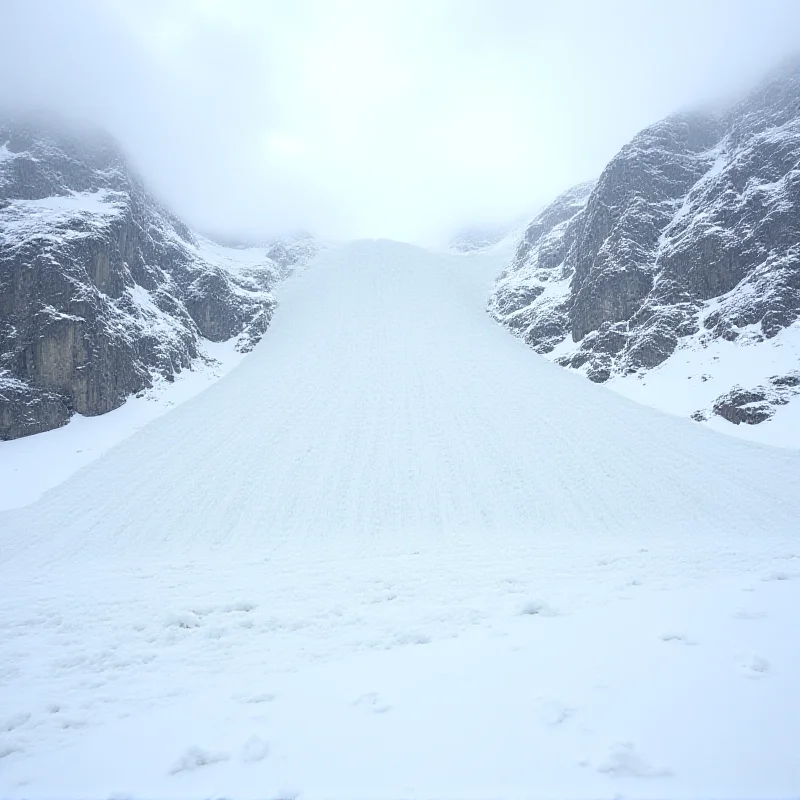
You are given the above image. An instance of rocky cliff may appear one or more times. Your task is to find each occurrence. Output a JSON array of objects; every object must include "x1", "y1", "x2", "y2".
[
  {"x1": 490, "y1": 62, "x2": 800, "y2": 437},
  {"x1": 0, "y1": 113, "x2": 315, "y2": 439}
]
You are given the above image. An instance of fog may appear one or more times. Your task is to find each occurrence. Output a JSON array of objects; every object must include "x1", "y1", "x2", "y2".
[{"x1": 2, "y1": 0, "x2": 800, "y2": 244}]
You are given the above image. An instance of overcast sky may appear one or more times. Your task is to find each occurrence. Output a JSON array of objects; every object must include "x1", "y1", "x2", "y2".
[{"x1": 2, "y1": 0, "x2": 800, "y2": 244}]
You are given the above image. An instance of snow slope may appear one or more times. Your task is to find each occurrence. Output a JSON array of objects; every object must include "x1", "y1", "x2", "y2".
[
  {"x1": 0, "y1": 339, "x2": 246, "y2": 511},
  {"x1": 1, "y1": 240, "x2": 799, "y2": 798}
]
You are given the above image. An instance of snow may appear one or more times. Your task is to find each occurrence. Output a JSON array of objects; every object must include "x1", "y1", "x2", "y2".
[
  {"x1": 36, "y1": 304, "x2": 85, "y2": 322},
  {"x1": 534, "y1": 280, "x2": 800, "y2": 448},
  {"x1": 656, "y1": 144, "x2": 729, "y2": 258},
  {"x1": 0, "y1": 339, "x2": 246, "y2": 511},
  {"x1": 123, "y1": 283, "x2": 199, "y2": 355},
  {"x1": 605, "y1": 319, "x2": 800, "y2": 449},
  {"x1": 0, "y1": 189, "x2": 124, "y2": 246},
  {"x1": 447, "y1": 218, "x2": 530, "y2": 253},
  {"x1": 19, "y1": 190, "x2": 122, "y2": 215},
  {"x1": 1, "y1": 239, "x2": 799, "y2": 798},
  {"x1": 194, "y1": 236, "x2": 279, "y2": 272}
]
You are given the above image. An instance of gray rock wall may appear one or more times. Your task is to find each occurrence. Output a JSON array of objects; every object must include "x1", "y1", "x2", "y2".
[
  {"x1": 490, "y1": 62, "x2": 800, "y2": 406},
  {"x1": 0, "y1": 113, "x2": 314, "y2": 439}
]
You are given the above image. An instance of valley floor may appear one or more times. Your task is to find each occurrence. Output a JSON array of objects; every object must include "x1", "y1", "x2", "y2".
[{"x1": 1, "y1": 240, "x2": 799, "y2": 798}]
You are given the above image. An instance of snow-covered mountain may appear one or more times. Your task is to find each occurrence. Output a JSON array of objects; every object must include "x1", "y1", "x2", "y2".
[
  {"x1": 490, "y1": 62, "x2": 800, "y2": 441},
  {"x1": 0, "y1": 113, "x2": 316, "y2": 440}
]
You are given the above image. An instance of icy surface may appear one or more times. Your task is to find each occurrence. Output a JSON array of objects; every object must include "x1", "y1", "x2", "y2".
[{"x1": 1, "y1": 240, "x2": 799, "y2": 798}]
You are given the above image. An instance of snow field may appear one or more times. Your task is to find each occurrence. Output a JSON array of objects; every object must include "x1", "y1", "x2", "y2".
[
  {"x1": 2, "y1": 550, "x2": 799, "y2": 798},
  {"x1": 1, "y1": 238, "x2": 799, "y2": 797},
  {"x1": 607, "y1": 320, "x2": 800, "y2": 448}
]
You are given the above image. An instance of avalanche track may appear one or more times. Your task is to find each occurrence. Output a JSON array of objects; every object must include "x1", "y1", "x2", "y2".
[{"x1": 1, "y1": 240, "x2": 799, "y2": 799}]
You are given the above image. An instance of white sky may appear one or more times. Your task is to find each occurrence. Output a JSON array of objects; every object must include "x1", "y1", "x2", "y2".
[{"x1": 2, "y1": 0, "x2": 800, "y2": 244}]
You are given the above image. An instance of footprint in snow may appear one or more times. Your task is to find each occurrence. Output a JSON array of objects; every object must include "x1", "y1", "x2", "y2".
[
  {"x1": 164, "y1": 611, "x2": 201, "y2": 630},
  {"x1": 733, "y1": 609, "x2": 767, "y2": 620},
  {"x1": 241, "y1": 692, "x2": 276, "y2": 704},
  {"x1": 660, "y1": 633, "x2": 698, "y2": 645},
  {"x1": 1, "y1": 712, "x2": 31, "y2": 732},
  {"x1": 520, "y1": 599, "x2": 557, "y2": 617},
  {"x1": 59, "y1": 717, "x2": 88, "y2": 730},
  {"x1": 533, "y1": 698, "x2": 573, "y2": 726},
  {"x1": 242, "y1": 735, "x2": 270, "y2": 763},
  {"x1": 169, "y1": 745, "x2": 229, "y2": 774},
  {"x1": 762, "y1": 571, "x2": 796, "y2": 582},
  {"x1": 596, "y1": 742, "x2": 673, "y2": 779},
  {"x1": 219, "y1": 601, "x2": 257, "y2": 614},
  {"x1": 368, "y1": 591, "x2": 398, "y2": 604},
  {"x1": 0, "y1": 744, "x2": 21, "y2": 760},
  {"x1": 394, "y1": 631, "x2": 431, "y2": 645},
  {"x1": 352, "y1": 692, "x2": 391, "y2": 713},
  {"x1": 739, "y1": 654, "x2": 770, "y2": 679},
  {"x1": 596, "y1": 558, "x2": 618, "y2": 567}
]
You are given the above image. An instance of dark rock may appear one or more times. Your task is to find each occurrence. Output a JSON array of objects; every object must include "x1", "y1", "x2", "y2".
[
  {"x1": 490, "y1": 61, "x2": 800, "y2": 413},
  {"x1": 0, "y1": 112, "x2": 315, "y2": 439},
  {"x1": 488, "y1": 182, "x2": 594, "y2": 354},
  {"x1": 0, "y1": 378, "x2": 71, "y2": 439},
  {"x1": 586, "y1": 357, "x2": 612, "y2": 383},
  {"x1": 712, "y1": 387, "x2": 775, "y2": 425},
  {"x1": 770, "y1": 372, "x2": 800, "y2": 387}
]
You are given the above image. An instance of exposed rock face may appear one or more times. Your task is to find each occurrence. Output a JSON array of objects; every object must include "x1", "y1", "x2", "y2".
[
  {"x1": 0, "y1": 113, "x2": 315, "y2": 439},
  {"x1": 490, "y1": 181, "x2": 595, "y2": 353},
  {"x1": 710, "y1": 387, "x2": 776, "y2": 425},
  {"x1": 491, "y1": 62, "x2": 800, "y2": 430},
  {"x1": 692, "y1": 372, "x2": 800, "y2": 425}
]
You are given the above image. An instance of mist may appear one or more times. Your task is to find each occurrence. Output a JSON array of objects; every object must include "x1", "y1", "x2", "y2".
[{"x1": 2, "y1": 0, "x2": 800, "y2": 244}]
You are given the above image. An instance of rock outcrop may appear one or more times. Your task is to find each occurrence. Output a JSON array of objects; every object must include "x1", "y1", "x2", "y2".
[
  {"x1": 691, "y1": 372, "x2": 800, "y2": 426},
  {"x1": 0, "y1": 113, "x2": 315, "y2": 439},
  {"x1": 490, "y1": 61, "x2": 800, "y2": 432}
]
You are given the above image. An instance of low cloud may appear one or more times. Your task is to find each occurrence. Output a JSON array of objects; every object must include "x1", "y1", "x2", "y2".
[{"x1": 2, "y1": 0, "x2": 799, "y2": 243}]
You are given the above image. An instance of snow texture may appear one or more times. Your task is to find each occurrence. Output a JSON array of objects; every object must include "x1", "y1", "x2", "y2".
[{"x1": 1, "y1": 239, "x2": 799, "y2": 799}]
